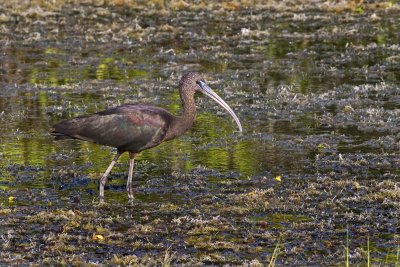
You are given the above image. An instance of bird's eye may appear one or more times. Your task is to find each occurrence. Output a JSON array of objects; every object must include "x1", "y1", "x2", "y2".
[{"x1": 196, "y1": 80, "x2": 205, "y2": 87}]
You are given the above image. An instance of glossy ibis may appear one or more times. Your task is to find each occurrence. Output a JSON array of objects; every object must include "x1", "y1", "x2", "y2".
[{"x1": 51, "y1": 72, "x2": 242, "y2": 203}]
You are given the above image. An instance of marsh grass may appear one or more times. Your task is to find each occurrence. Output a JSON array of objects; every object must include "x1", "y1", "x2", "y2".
[
  {"x1": 162, "y1": 247, "x2": 175, "y2": 267},
  {"x1": 343, "y1": 231, "x2": 399, "y2": 267},
  {"x1": 345, "y1": 228, "x2": 349, "y2": 267},
  {"x1": 268, "y1": 237, "x2": 281, "y2": 267},
  {"x1": 2, "y1": 0, "x2": 398, "y2": 13},
  {"x1": 367, "y1": 235, "x2": 370, "y2": 267}
]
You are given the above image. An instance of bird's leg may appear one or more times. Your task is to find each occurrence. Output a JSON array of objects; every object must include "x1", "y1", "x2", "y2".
[
  {"x1": 99, "y1": 151, "x2": 121, "y2": 203},
  {"x1": 127, "y1": 152, "x2": 137, "y2": 202}
]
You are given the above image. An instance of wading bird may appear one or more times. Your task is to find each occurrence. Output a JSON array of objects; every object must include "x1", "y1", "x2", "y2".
[{"x1": 51, "y1": 72, "x2": 242, "y2": 203}]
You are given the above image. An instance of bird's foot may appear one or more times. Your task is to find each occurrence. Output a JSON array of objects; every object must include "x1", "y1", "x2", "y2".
[
  {"x1": 97, "y1": 196, "x2": 106, "y2": 206},
  {"x1": 127, "y1": 193, "x2": 136, "y2": 205}
]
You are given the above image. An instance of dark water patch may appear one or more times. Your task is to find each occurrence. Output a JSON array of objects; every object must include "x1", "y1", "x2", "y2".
[{"x1": 59, "y1": 176, "x2": 90, "y2": 190}]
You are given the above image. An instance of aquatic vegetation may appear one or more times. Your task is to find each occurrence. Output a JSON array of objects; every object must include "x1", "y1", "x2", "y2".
[{"x1": 0, "y1": 0, "x2": 399, "y2": 265}]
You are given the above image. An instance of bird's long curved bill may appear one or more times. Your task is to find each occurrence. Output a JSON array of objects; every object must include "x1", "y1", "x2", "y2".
[{"x1": 198, "y1": 81, "x2": 242, "y2": 132}]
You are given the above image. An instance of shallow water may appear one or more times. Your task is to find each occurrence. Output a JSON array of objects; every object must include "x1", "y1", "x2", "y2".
[{"x1": 0, "y1": 3, "x2": 399, "y2": 266}]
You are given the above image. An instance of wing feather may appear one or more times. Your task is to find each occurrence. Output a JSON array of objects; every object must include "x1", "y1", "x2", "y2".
[{"x1": 51, "y1": 104, "x2": 173, "y2": 152}]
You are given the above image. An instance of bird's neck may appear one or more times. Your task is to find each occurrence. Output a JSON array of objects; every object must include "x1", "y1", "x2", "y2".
[
  {"x1": 166, "y1": 85, "x2": 196, "y2": 140},
  {"x1": 177, "y1": 87, "x2": 197, "y2": 134},
  {"x1": 180, "y1": 91, "x2": 196, "y2": 127}
]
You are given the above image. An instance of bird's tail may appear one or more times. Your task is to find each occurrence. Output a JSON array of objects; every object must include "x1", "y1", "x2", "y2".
[{"x1": 50, "y1": 128, "x2": 75, "y2": 140}]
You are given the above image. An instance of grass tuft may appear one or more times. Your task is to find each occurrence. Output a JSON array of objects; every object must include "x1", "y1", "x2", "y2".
[
  {"x1": 268, "y1": 237, "x2": 281, "y2": 267},
  {"x1": 367, "y1": 235, "x2": 370, "y2": 267},
  {"x1": 162, "y1": 247, "x2": 175, "y2": 267},
  {"x1": 345, "y1": 227, "x2": 350, "y2": 267}
]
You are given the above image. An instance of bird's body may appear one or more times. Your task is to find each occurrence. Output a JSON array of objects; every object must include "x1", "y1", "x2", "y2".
[
  {"x1": 52, "y1": 72, "x2": 242, "y2": 203},
  {"x1": 53, "y1": 104, "x2": 174, "y2": 153}
]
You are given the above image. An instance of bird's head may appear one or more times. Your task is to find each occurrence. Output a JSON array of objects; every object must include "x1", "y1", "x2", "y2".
[{"x1": 179, "y1": 72, "x2": 242, "y2": 132}]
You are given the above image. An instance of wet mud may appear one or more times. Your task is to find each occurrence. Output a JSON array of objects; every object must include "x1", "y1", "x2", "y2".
[{"x1": 0, "y1": 1, "x2": 399, "y2": 266}]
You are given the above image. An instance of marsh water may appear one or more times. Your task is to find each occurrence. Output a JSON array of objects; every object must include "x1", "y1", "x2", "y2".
[{"x1": 0, "y1": 2, "x2": 399, "y2": 266}]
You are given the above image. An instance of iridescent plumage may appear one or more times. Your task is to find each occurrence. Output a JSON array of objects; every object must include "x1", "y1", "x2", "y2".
[{"x1": 52, "y1": 72, "x2": 242, "y2": 203}]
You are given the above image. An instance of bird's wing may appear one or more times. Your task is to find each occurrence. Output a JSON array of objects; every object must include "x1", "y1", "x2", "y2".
[{"x1": 51, "y1": 104, "x2": 173, "y2": 152}]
